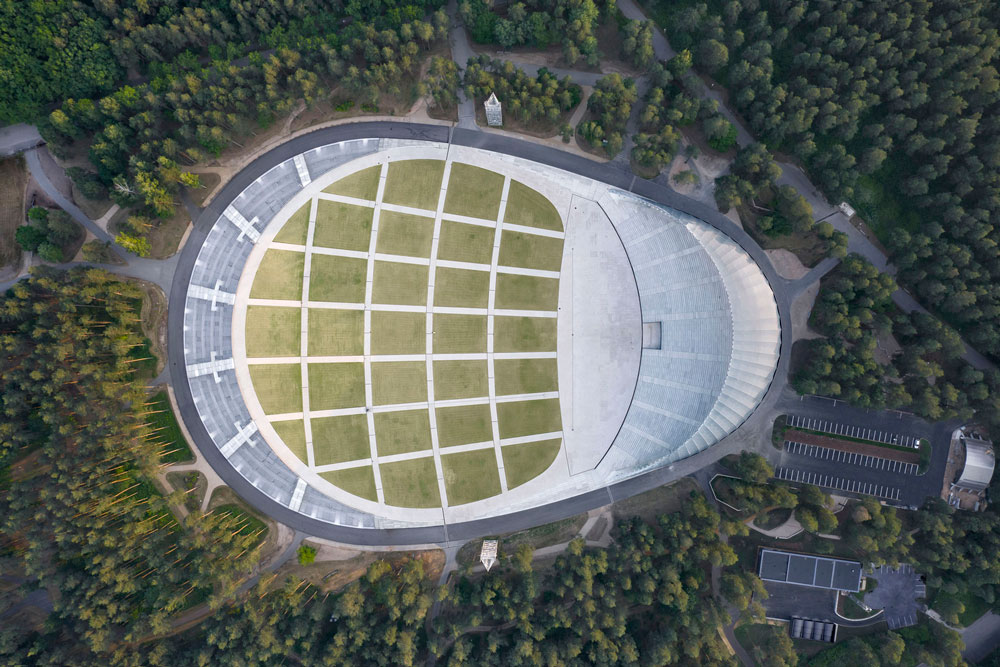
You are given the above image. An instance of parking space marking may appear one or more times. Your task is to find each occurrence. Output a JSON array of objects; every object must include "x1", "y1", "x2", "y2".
[
  {"x1": 775, "y1": 467, "x2": 902, "y2": 500},
  {"x1": 783, "y1": 441, "x2": 918, "y2": 476},
  {"x1": 785, "y1": 415, "x2": 918, "y2": 448}
]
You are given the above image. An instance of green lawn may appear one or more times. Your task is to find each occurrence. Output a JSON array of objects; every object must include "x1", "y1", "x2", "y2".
[
  {"x1": 376, "y1": 210, "x2": 435, "y2": 258},
  {"x1": 435, "y1": 403, "x2": 494, "y2": 447},
  {"x1": 307, "y1": 362, "x2": 365, "y2": 410},
  {"x1": 309, "y1": 254, "x2": 366, "y2": 303},
  {"x1": 496, "y1": 398, "x2": 562, "y2": 439},
  {"x1": 272, "y1": 419, "x2": 308, "y2": 463},
  {"x1": 371, "y1": 361, "x2": 428, "y2": 405},
  {"x1": 498, "y1": 230, "x2": 564, "y2": 272},
  {"x1": 323, "y1": 165, "x2": 381, "y2": 201},
  {"x1": 321, "y1": 466, "x2": 378, "y2": 501},
  {"x1": 495, "y1": 274, "x2": 560, "y2": 311},
  {"x1": 436, "y1": 220, "x2": 495, "y2": 264},
  {"x1": 370, "y1": 311, "x2": 426, "y2": 354},
  {"x1": 928, "y1": 586, "x2": 991, "y2": 627},
  {"x1": 147, "y1": 390, "x2": 193, "y2": 464},
  {"x1": 250, "y1": 365, "x2": 303, "y2": 414},
  {"x1": 504, "y1": 179, "x2": 563, "y2": 231},
  {"x1": 313, "y1": 200, "x2": 373, "y2": 251},
  {"x1": 443, "y1": 163, "x2": 505, "y2": 220},
  {"x1": 502, "y1": 438, "x2": 561, "y2": 489},
  {"x1": 433, "y1": 314, "x2": 487, "y2": 353},
  {"x1": 432, "y1": 359, "x2": 489, "y2": 400},
  {"x1": 380, "y1": 457, "x2": 441, "y2": 508},
  {"x1": 383, "y1": 160, "x2": 445, "y2": 211},
  {"x1": 433, "y1": 266, "x2": 490, "y2": 308},
  {"x1": 494, "y1": 358, "x2": 559, "y2": 395},
  {"x1": 274, "y1": 201, "x2": 311, "y2": 245},
  {"x1": 250, "y1": 249, "x2": 305, "y2": 300},
  {"x1": 311, "y1": 414, "x2": 370, "y2": 465},
  {"x1": 307, "y1": 308, "x2": 363, "y2": 356},
  {"x1": 442, "y1": 449, "x2": 502, "y2": 505},
  {"x1": 371, "y1": 261, "x2": 428, "y2": 305},
  {"x1": 373, "y1": 409, "x2": 433, "y2": 456},
  {"x1": 494, "y1": 316, "x2": 557, "y2": 352},
  {"x1": 246, "y1": 306, "x2": 301, "y2": 357}
]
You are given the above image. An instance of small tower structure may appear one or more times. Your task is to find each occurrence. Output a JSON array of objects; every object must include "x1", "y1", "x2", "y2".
[
  {"x1": 484, "y1": 92, "x2": 503, "y2": 127},
  {"x1": 480, "y1": 539, "x2": 499, "y2": 571}
]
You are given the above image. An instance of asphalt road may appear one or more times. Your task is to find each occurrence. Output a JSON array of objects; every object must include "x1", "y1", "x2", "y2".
[{"x1": 0, "y1": 124, "x2": 42, "y2": 156}]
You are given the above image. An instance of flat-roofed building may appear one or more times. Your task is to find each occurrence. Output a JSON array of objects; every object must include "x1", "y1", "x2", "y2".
[{"x1": 758, "y1": 549, "x2": 862, "y2": 593}]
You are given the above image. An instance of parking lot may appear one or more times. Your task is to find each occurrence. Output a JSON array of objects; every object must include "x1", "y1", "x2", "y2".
[
  {"x1": 774, "y1": 466, "x2": 902, "y2": 501},
  {"x1": 786, "y1": 415, "x2": 919, "y2": 448},
  {"x1": 784, "y1": 441, "x2": 919, "y2": 475},
  {"x1": 864, "y1": 564, "x2": 924, "y2": 630}
]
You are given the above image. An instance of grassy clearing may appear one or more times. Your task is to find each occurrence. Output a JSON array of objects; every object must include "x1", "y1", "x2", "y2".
[
  {"x1": 274, "y1": 201, "x2": 311, "y2": 245},
  {"x1": 498, "y1": 231, "x2": 564, "y2": 272},
  {"x1": 272, "y1": 420, "x2": 308, "y2": 463},
  {"x1": 928, "y1": 587, "x2": 991, "y2": 627},
  {"x1": 496, "y1": 398, "x2": 562, "y2": 439},
  {"x1": 380, "y1": 457, "x2": 441, "y2": 508},
  {"x1": 494, "y1": 316, "x2": 557, "y2": 352},
  {"x1": 250, "y1": 249, "x2": 305, "y2": 300},
  {"x1": 323, "y1": 165, "x2": 381, "y2": 201},
  {"x1": 321, "y1": 466, "x2": 378, "y2": 501},
  {"x1": 383, "y1": 160, "x2": 445, "y2": 211},
  {"x1": 309, "y1": 254, "x2": 366, "y2": 303},
  {"x1": 436, "y1": 220, "x2": 495, "y2": 264},
  {"x1": 436, "y1": 403, "x2": 494, "y2": 447},
  {"x1": 371, "y1": 261, "x2": 428, "y2": 305},
  {"x1": 432, "y1": 359, "x2": 489, "y2": 400},
  {"x1": 432, "y1": 314, "x2": 487, "y2": 353},
  {"x1": 495, "y1": 274, "x2": 560, "y2": 311},
  {"x1": 0, "y1": 156, "x2": 26, "y2": 270},
  {"x1": 250, "y1": 365, "x2": 303, "y2": 414},
  {"x1": 147, "y1": 390, "x2": 193, "y2": 464},
  {"x1": 307, "y1": 362, "x2": 365, "y2": 410},
  {"x1": 504, "y1": 179, "x2": 563, "y2": 231},
  {"x1": 610, "y1": 477, "x2": 700, "y2": 525},
  {"x1": 371, "y1": 361, "x2": 428, "y2": 405},
  {"x1": 456, "y1": 512, "x2": 587, "y2": 567},
  {"x1": 376, "y1": 210, "x2": 434, "y2": 258},
  {"x1": 494, "y1": 358, "x2": 559, "y2": 395},
  {"x1": 502, "y1": 438, "x2": 561, "y2": 489},
  {"x1": 311, "y1": 414, "x2": 371, "y2": 465},
  {"x1": 246, "y1": 306, "x2": 300, "y2": 357},
  {"x1": 433, "y1": 266, "x2": 490, "y2": 308},
  {"x1": 442, "y1": 449, "x2": 501, "y2": 505},
  {"x1": 374, "y1": 409, "x2": 433, "y2": 456},
  {"x1": 370, "y1": 311, "x2": 426, "y2": 354},
  {"x1": 307, "y1": 308, "x2": 363, "y2": 356},
  {"x1": 313, "y1": 200, "x2": 373, "y2": 251},
  {"x1": 443, "y1": 163, "x2": 505, "y2": 220}
]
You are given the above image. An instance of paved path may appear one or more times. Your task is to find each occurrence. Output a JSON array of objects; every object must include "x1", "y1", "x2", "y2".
[
  {"x1": 0, "y1": 124, "x2": 43, "y2": 156},
  {"x1": 961, "y1": 611, "x2": 1000, "y2": 663}
]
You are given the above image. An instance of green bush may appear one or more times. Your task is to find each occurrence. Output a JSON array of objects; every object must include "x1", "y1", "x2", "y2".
[{"x1": 297, "y1": 544, "x2": 317, "y2": 565}]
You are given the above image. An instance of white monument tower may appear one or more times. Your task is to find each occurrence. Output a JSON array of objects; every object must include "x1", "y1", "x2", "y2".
[
  {"x1": 484, "y1": 92, "x2": 502, "y2": 127},
  {"x1": 480, "y1": 539, "x2": 499, "y2": 571}
]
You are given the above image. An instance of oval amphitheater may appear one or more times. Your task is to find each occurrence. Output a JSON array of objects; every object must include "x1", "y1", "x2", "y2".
[{"x1": 177, "y1": 131, "x2": 782, "y2": 540}]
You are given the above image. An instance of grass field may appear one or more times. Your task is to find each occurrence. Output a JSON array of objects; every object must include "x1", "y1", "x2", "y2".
[
  {"x1": 503, "y1": 179, "x2": 563, "y2": 231},
  {"x1": 250, "y1": 249, "x2": 305, "y2": 300},
  {"x1": 436, "y1": 220, "x2": 495, "y2": 264},
  {"x1": 272, "y1": 420, "x2": 308, "y2": 463},
  {"x1": 323, "y1": 165, "x2": 381, "y2": 201},
  {"x1": 311, "y1": 414, "x2": 371, "y2": 465},
  {"x1": 496, "y1": 398, "x2": 562, "y2": 439},
  {"x1": 494, "y1": 316, "x2": 557, "y2": 352},
  {"x1": 383, "y1": 160, "x2": 445, "y2": 211},
  {"x1": 494, "y1": 358, "x2": 559, "y2": 395},
  {"x1": 245, "y1": 306, "x2": 300, "y2": 357},
  {"x1": 0, "y1": 157, "x2": 26, "y2": 270},
  {"x1": 502, "y1": 439, "x2": 561, "y2": 489},
  {"x1": 309, "y1": 254, "x2": 366, "y2": 303},
  {"x1": 313, "y1": 200, "x2": 373, "y2": 251},
  {"x1": 274, "y1": 201, "x2": 311, "y2": 244},
  {"x1": 321, "y1": 466, "x2": 378, "y2": 501},
  {"x1": 376, "y1": 210, "x2": 434, "y2": 257},
  {"x1": 380, "y1": 457, "x2": 441, "y2": 508},
  {"x1": 495, "y1": 274, "x2": 560, "y2": 311},
  {"x1": 442, "y1": 449, "x2": 501, "y2": 505},
  {"x1": 433, "y1": 314, "x2": 487, "y2": 353},
  {"x1": 432, "y1": 360, "x2": 489, "y2": 400},
  {"x1": 372, "y1": 260, "x2": 428, "y2": 305},
  {"x1": 374, "y1": 409, "x2": 433, "y2": 456},
  {"x1": 435, "y1": 403, "x2": 494, "y2": 447},
  {"x1": 498, "y1": 230, "x2": 564, "y2": 271},
  {"x1": 307, "y1": 362, "x2": 365, "y2": 410},
  {"x1": 370, "y1": 311, "x2": 426, "y2": 354},
  {"x1": 371, "y1": 361, "x2": 428, "y2": 405},
  {"x1": 250, "y1": 365, "x2": 303, "y2": 414},
  {"x1": 147, "y1": 391, "x2": 194, "y2": 464},
  {"x1": 433, "y1": 266, "x2": 490, "y2": 308},
  {"x1": 443, "y1": 163, "x2": 504, "y2": 220},
  {"x1": 307, "y1": 308, "x2": 363, "y2": 356}
]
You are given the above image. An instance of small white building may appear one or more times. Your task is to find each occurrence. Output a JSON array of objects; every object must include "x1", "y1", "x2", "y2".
[
  {"x1": 480, "y1": 539, "x2": 499, "y2": 571},
  {"x1": 838, "y1": 201, "x2": 856, "y2": 218},
  {"x1": 956, "y1": 435, "x2": 995, "y2": 492},
  {"x1": 484, "y1": 92, "x2": 502, "y2": 127}
]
